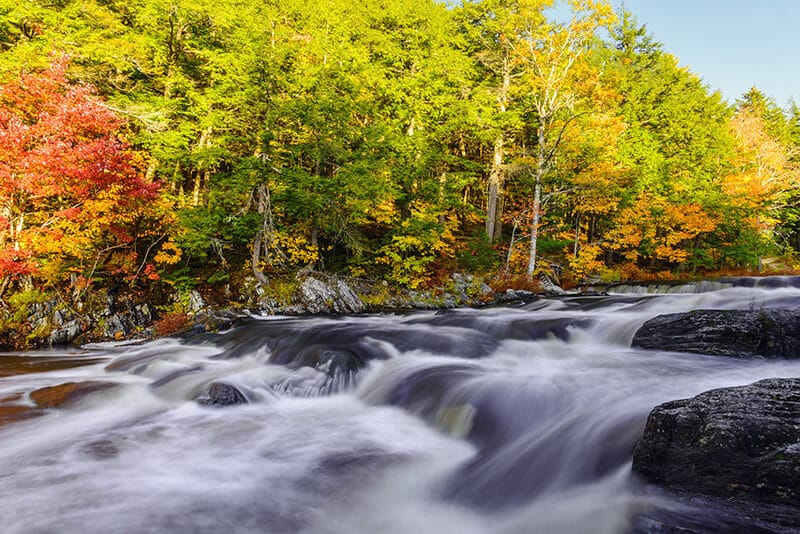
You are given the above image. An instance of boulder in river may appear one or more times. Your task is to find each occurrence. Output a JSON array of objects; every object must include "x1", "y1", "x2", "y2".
[
  {"x1": 632, "y1": 308, "x2": 800, "y2": 358},
  {"x1": 632, "y1": 378, "x2": 800, "y2": 532},
  {"x1": 197, "y1": 382, "x2": 248, "y2": 407}
]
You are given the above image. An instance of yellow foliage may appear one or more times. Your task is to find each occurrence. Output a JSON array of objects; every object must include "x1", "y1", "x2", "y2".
[
  {"x1": 608, "y1": 193, "x2": 718, "y2": 266},
  {"x1": 154, "y1": 240, "x2": 182, "y2": 265},
  {"x1": 267, "y1": 232, "x2": 320, "y2": 269},
  {"x1": 568, "y1": 243, "x2": 605, "y2": 279}
]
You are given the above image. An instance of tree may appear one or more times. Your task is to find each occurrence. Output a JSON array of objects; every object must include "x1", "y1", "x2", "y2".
[
  {"x1": 516, "y1": 0, "x2": 615, "y2": 277},
  {"x1": 721, "y1": 90, "x2": 800, "y2": 266},
  {"x1": 458, "y1": 0, "x2": 552, "y2": 242},
  {"x1": 0, "y1": 56, "x2": 158, "y2": 295}
]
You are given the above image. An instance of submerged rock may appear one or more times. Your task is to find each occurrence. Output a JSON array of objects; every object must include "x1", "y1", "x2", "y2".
[
  {"x1": 0, "y1": 393, "x2": 41, "y2": 428},
  {"x1": 632, "y1": 309, "x2": 800, "y2": 358},
  {"x1": 632, "y1": 378, "x2": 800, "y2": 532},
  {"x1": 197, "y1": 382, "x2": 248, "y2": 407},
  {"x1": 29, "y1": 381, "x2": 117, "y2": 409}
]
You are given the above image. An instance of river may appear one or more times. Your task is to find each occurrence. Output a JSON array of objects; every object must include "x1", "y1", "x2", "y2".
[{"x1": 2, "y1": 277, "x2": 800, "y2": 533}]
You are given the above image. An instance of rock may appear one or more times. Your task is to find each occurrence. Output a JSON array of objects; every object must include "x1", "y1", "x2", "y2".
[
  {"x1": 0, "y1": 393, "x2": 41, "y2": 429},
  {"x1": 0, "y1": 404, "x2": 40, "y2": 428},
  {"x1": 48, "y1": 319, "x2": 83, "y2": 346},
  {"x1": 99, "y1": 301, "x2": 155, "y2": 341},
  {"x1": 190, "y1": 310, "x2": 239, "y2": 334},
  {"x1": 495, "y1": 289, "x2": 538, "y2": 304},
  {"x1": 632, "y1": 378, "x2": 800, "y2": 532},
  {"x1": 29, "y1": 381, "x2": 117, "y2": 409},
  {"x1": 296, "y1": 275, "x2": 365, "y2": 314},
  {"x1": 0, "y1": 354, "x2": 107, "y2": 377},
  {"x1": 197, "y1": 382, "x2": 248, "y2": 406},
  {"x1": 188, "y1": 290, "x2": 206, "y2": 313},
  {"x1": 539, "y1": 275, "x2": 566, "y2": 296},
  {"x1": 632, "y1": 309, "x2": 800, "y2": 358}
]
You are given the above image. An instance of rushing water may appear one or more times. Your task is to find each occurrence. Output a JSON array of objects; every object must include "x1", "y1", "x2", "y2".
[{"x1": 2, "y1": 278, "x2": 800, "y2": 533}]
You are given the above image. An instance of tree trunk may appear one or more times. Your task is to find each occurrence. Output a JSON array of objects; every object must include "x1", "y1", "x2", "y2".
[
  {"x1": 505, "y1": 218, "x2": 519, "y2": 276},
  {"x1": 486, "y1": 135, "x2": 503, "y2": 241},
  {"x1": 527, "y1": 122, "x2": 547, "y2": 279},
  {"x1": 485, "y1": 55, "x2": 510, "y2": 243},
  {"x1": 192, "y1": 127, "x2": 212, "y2": 206},
  {"x1": 251, "y1": 183, "x2": 271, "y2": 286},
  {"x1": 527, "y1": 181, "x2": 542, "y2": 279}
]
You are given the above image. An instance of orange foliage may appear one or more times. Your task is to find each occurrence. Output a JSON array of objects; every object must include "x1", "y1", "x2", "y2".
[{"x1": 608, "y1": 193, "x2": 718, "y2": 265}]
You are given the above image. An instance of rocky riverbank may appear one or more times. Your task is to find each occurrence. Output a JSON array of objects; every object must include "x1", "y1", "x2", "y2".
[{"x1": 3, "y1": 272, "x2": 554, "y2": 350}]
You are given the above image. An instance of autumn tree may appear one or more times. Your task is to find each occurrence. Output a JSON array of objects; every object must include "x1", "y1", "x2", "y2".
[
  {"x1": 0, "y1": 57, "x2": 158, "y2": 295},
  {"x1": 720, "y1": 89, "x2": 800, "y2": 266},
  {"x1": 601, "y1": 11, "x2": 733, "y2": 272},
  {"x1": 516, "y1": 0, "x2": 615, "y2": 277}
]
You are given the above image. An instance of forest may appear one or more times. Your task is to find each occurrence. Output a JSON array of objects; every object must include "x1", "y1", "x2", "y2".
[{"x1": 1, "y1": 0, "x2": 799, "y2": 309}]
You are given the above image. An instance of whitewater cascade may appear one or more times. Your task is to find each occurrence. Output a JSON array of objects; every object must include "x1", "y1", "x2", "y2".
[{"x1": 2, "y1": 277, "x2": 800, "y2": 533}]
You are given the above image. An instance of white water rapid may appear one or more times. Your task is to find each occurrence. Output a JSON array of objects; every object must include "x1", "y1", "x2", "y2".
[{"x1": 2, "y1": 277, "x2": 800, "y2": 533}]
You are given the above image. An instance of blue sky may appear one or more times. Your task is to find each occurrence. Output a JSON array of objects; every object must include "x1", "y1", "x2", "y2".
[{"x1": 602, "y1": 1, "x2": 799, "y2": 106}]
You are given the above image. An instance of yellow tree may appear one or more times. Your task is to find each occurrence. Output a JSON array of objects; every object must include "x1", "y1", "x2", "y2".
[
  {"x1": 515, "y1": 0, "x2": 615, "y2": 278},
  {"x1": 722, "y1": 102, "x2": 800, "y2": 266}
]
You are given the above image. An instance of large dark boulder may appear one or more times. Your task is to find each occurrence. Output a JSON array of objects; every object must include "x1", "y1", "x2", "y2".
[
  {"x1": 632, "y1": 378, "x2": 800, "y2": 531},
  {"x1": 632, "y1": 309, "x2": 800, "y2": 358}
]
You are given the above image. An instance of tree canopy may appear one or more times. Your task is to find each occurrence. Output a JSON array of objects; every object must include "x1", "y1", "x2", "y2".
[{"x1": 0, "y1": 0, "x2": 798, "y2": 300}]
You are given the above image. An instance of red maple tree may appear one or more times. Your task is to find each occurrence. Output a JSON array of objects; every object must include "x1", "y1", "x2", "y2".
[{"x1": 0, "y1": 56, "x2": 159, "y2": 292}]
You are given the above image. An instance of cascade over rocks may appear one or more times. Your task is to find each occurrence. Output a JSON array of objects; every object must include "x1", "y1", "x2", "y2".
[
  {"x1": 632, "y1": 309, "x2": 800, "y2": 358},
  {"x1": 632, "y1": 378, "x2": 800, "y2": 532}
]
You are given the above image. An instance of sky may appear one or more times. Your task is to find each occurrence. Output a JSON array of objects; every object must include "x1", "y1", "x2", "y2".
[{"x1": 604, "y1": 1, "x2": 800, "y2": 106}]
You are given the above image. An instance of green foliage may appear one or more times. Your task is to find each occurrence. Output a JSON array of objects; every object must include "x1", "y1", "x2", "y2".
[
  {"x1": 207, "y1": 271, "x2": 230, "y2": 285},
  {"x1": 457, "y1": 234, "x2": 500, "y2": 272},
  {"x1": 0, "y1": 0, "x2": 796, "y2": 302}
]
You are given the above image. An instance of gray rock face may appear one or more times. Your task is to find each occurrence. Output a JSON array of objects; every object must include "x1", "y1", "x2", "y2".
[
  {"x1": 632, "y1": 378, "x2": 800, "y2": 531},
  {"x1": 632, "y1": 309, "x2": 800, "y2": 358},
  {"x1": 297, "y1": 275, "x2": 365, "y2": 314}
]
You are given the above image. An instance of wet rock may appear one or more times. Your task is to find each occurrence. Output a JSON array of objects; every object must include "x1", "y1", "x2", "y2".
[
  {"x1": 48, "y1": 319, "x2": 84, "y2": 346},
  {"x1": 192, "y1": 310, "x2": 238, "y2": 333},
  {"x1": 0, "y1": 393, "x2": 41, "y2": 428},
  {"x1": 632, "y1": 378, "x2": 800, "y2": 532},
  {"x1": 495, "y1": 289, "x2": 538, "y2": 305},
  {"x1": 29, "y1": 381, "x2": 117, "y2": 409},
  {"x1": 82, "y1": 438, "x2": 120, "y2": 459},
  {"x1": 539, "y1": 275, "x2": 566, "y2": 296},
  {"x1": 0, "y1": 404, "x2": 40, "y2": 428},
  {"x1": 0, "y1": 354, "x2": 107, "y2": 377},
  {"x1": 632, "y1": 309, "x2": 800, "y2": 358},
  {"x1": 100, "y1": 302, "x2": 154, "y2": 341},
  {"x1": 197, "y1": 382, "x2": 248, "y2": 406}
]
